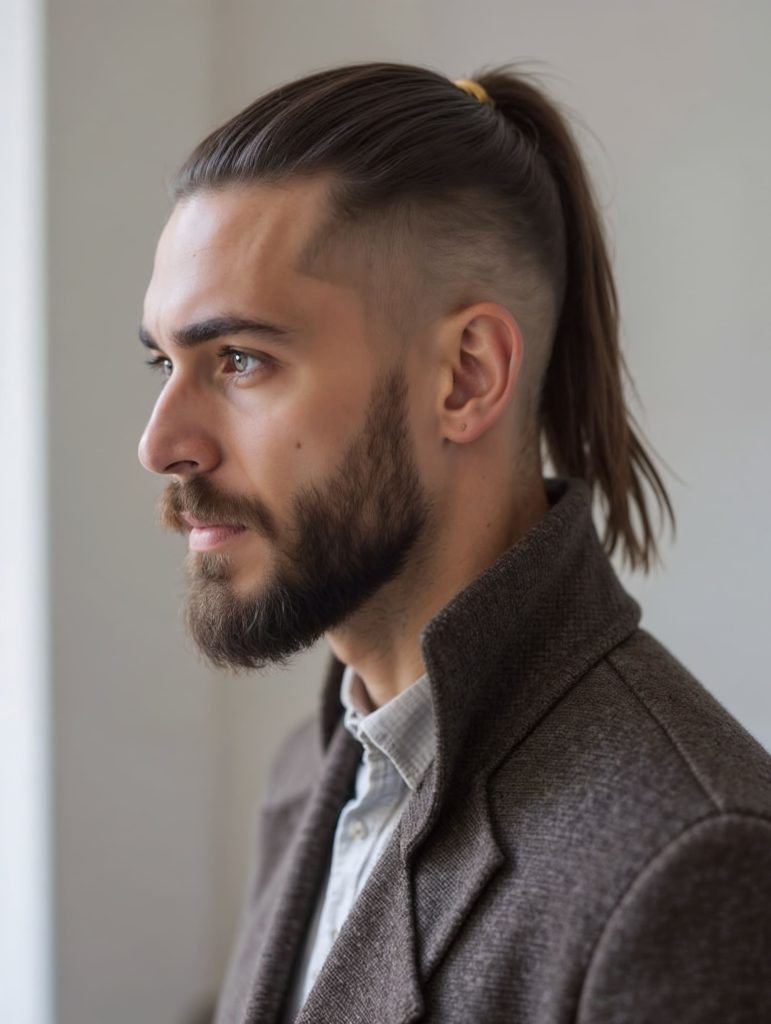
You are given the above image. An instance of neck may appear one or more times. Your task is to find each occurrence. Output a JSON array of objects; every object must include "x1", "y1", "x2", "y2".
[{"x1": 326, "y1": 472, "x2": 551, "y2": 708}]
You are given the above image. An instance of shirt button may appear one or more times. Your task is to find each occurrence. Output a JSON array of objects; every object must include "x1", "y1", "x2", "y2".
[
  {"x1": 349, "y1": 819, "x2": 368, "y2": 840},
  {"x1": 330, "y1": 927, "x2": 338, "y2": 941}
]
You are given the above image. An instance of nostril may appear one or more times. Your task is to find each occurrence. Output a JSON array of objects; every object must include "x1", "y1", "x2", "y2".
[{"x1": 164, "y1": 459, "x2": 199, "y2": 477}]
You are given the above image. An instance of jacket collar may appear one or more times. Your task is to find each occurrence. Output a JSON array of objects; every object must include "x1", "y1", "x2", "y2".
[{"x1": 321, "y1": 476, "x2": 641, "y2": 852}]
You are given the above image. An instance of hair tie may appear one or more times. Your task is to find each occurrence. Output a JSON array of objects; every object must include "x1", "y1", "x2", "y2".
[{"x1": 453, "y1": 78, "x2": 495, "y2": 108}]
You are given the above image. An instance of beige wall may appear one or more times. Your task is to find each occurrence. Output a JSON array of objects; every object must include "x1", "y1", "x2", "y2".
[
  {"x1": 47, "y1": 3, "x2": 220, "y2": 1022},
  {"x1": 44, "y1": 2, "x2": 770, "y2": 1022}
]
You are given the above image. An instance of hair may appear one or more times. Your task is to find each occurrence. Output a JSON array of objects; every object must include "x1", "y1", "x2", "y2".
[{"x1": 171, "y1": 60, "x2": 675, "y2": 573}]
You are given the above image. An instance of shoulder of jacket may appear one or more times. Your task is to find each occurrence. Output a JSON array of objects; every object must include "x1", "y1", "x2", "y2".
[
  {"x1": 577, "y1": 812, "x2": 771, "y2": 1022},
  {"x1": 263, "y1": 712, "x2": 323, "y2": 809},
  {"x1": 605, "y1": 628, "x2": 771, "y2": 814}
]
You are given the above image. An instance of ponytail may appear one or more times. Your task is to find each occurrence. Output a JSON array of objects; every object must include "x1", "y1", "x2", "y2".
[{"x1": 479, "y1": 68, "x2": 676, "y2": 572}]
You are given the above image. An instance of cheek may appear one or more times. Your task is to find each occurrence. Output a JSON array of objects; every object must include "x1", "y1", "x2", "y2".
[
  {"x1": 289, "y1": 396, "x2": 366, "y2": 483},
  {"x1": 227, "y1": 390, "x2": 366, "y2": 500}
]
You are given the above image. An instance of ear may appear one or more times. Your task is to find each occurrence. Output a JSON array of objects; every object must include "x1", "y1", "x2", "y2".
[{"x1": 438, "y1": 301, "x2": 524, "y2": 445}]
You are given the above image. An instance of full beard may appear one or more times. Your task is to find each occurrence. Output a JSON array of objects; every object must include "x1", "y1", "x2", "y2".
[{"x1": 163, "y1": 367, "x2": 433, "y2": 672}]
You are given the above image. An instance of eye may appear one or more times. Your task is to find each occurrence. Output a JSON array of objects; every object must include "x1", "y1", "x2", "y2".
[
  {"x1": 145, "y1": 355, "x2": 173, "y2": 378},
  {"x1": 220, "y1": 348, "x2": 268, "y2": 377}
]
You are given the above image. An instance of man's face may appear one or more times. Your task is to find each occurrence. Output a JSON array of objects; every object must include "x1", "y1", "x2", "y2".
[{"x1": 138, "y1": 181, "x2": 434, "y2": 670}]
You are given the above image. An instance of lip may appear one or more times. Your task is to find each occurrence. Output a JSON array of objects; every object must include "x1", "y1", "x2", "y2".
[
  {"x1": 180, "y1": 513, "x2": 248, "y2": 552},
  {"x1": 188, "y1": 523, "x2": 248, "y2": 552}
]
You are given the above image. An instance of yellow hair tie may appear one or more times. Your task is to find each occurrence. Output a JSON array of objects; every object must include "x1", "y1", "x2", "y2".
[{"x1": 454, "y1": 78, "x2": 495, "y2": 108}]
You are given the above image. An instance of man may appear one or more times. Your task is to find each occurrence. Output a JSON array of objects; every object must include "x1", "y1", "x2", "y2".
[{"x1": 138, "y1": 61, "x2": 771, "y2": 1023}]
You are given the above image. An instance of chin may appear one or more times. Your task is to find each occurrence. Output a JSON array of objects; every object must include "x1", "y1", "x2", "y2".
[{"x1": 229, "y1": 566, "x2": 269, "y2": 600}]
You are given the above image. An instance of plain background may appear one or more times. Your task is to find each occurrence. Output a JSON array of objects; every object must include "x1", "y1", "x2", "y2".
[{"x1": 3, "y1": 1, "x2": 769, "y2": 1022}]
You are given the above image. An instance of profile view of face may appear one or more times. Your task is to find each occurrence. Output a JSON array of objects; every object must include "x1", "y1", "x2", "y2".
[{"x1": 137, "y1": 180, "x2": 434, "y2": 670}]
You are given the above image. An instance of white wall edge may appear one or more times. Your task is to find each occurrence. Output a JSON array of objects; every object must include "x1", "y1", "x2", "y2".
[{"x1": 0, "y1": 0, "x2": 53, "y2": 1020}]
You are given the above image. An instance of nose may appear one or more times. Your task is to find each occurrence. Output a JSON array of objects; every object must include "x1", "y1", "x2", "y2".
[{"x1": 138, "y1": 380, "x2": 221, "y2": 480}]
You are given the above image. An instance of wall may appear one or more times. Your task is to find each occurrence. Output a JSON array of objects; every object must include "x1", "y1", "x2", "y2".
[{"x1": 47, "y1": 3, "x2": 221, "y2": 1022}]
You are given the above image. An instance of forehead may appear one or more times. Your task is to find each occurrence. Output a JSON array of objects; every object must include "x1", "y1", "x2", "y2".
[{"x1": 143, "y1": 178, "x2": 336, "y2": 328}]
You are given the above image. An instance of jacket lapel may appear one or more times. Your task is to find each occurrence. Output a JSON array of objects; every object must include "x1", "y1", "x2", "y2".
[
  {"x1": 292, "y1": 750, "x2": 505, "y2": 1024},
  {"x1": 403, "y1": 768, "x2": 506, "y2": 981},
  {"x1": 239, "y1": 720, "x2": 361, "y2": 1024},
  {"x1": 295, "y1": 832, "x2": 424, "y2": 1024}
]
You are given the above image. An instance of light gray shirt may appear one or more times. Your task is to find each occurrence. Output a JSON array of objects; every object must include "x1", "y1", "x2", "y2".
[{"x1": 283, "y1": 664, "x2": 436, "y2": 1021}]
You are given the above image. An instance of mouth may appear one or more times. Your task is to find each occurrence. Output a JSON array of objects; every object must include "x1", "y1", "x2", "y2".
[{"x1": 180, "y1": 513, "x2": 248, "y2": 552}]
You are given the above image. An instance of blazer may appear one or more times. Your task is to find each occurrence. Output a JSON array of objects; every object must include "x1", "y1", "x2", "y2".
[{"x1": 214, "y1": 476, "x2": 771, "y2": 1024}]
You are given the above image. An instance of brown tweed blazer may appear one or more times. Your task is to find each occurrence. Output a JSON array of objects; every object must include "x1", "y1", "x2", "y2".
[{"x1": 214, "y1": 477, "x2": 771, "y2": 1024}]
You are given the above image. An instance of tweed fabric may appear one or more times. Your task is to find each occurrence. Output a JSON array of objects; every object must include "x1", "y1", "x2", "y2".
[
  {"x1": 283, "y1": 667, "x2": 435, "y2": 1019},
  {"x1": 213, "y1": 477, "x2": 771, "y2": 1024}
]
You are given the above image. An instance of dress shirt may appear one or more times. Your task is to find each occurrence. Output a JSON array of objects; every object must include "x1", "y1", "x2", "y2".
[{"x1": 283, "y1": 664, "x2": 436, "y2": 1021}]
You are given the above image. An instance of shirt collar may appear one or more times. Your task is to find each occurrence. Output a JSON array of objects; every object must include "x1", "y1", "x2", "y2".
[{"x1": 340, "y1": 665, "x2": 436, "y2": 792}]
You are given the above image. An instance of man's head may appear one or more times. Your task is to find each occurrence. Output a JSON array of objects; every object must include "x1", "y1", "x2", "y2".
[{"x1": 138, "y1": 62, "x2": 672, "y2": 671}]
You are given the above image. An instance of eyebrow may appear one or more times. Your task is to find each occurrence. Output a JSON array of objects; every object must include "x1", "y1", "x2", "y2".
[{"x1": 138, "y1": 314, "x2": 294, "y2": 351}]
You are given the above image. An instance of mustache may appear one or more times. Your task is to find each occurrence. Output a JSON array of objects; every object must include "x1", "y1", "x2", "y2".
[{"x1": 158, "y1": 477, "x2": 278, "y2": 541}]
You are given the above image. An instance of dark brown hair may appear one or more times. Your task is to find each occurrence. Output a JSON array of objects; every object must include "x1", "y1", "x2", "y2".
[{"x1": 172, "y1": 60, "x2": 675, "y2": 573}]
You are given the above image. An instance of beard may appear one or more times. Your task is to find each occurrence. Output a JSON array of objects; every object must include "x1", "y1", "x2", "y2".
[{"x1": 157, "y1": 366, "x2": 433, "y2": 672}]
